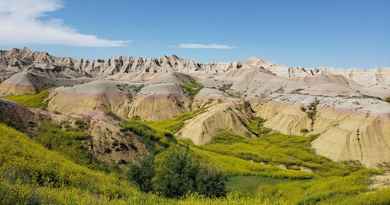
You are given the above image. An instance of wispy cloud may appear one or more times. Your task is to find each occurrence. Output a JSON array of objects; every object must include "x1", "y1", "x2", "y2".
[
  {"x1": 177, "y1": 43, "x2": 235, "y2": 50},
  {"x1": 0, "y1": 0, "x2": 128, "y2": 47}
]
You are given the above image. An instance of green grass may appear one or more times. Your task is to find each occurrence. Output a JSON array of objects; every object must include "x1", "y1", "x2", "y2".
[
  {"x1": 121, "y1": 120, "x2": 175, "y2": 152},
  {"x1": 0, "y1": 123, "x2": 284, "y2": 205},
  {"x1": 202, "y1": 131, "x2": 356, "y2": 177},
  {"x1": 145, "y1": 108, "x2": 206, "y2": 134},
  {"x1": 121, "y1": 108, "x2": 207, "y2": 152},
  {"x1": 227, "y1": 176, "x2": 288, "y2": 195},
  {"x1": 190, "y1": 146, "x2": 314, "y2": 179},
  {"x1": 2, "y1": 115, "x2": 390, "y2": 204},
  {"x1": 181, "y1": 78, "x2": 203, "y2": 97},
  {"x1": 33, "y1": 121, "x2": 114, "y2": 172},
  {"x1": 3, "y1": 90, "x2": 49, "y2": 108},
  {"x1": 0, "y1": 123, "x2": 140, "y2": 204},
  {"x1": 246, "y1": 117, "x2": 272, "y2": 137}
]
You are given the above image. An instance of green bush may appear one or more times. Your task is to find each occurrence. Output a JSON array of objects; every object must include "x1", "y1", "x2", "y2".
[
  {"x1": 128, "y1": 155, "x2": 155, "y2": 192},
  {"x1": 196, "y1": 167, "x2": 227, "y2": 198},
  {"x1": 128, "y1": 146, "x2": 227, "y2": 198},
  {"x1": 153, "y1": 146, "x2": 200, "y2": 198}
]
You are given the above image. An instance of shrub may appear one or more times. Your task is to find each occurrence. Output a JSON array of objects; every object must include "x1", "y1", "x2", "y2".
[
  {"x1": 128, "y1": 146, "x2": 227, "y2": 198},
  {"x1": 196, "y1": 167, "x2": 227, "y2": 198},
  {"x1": 153, "y1": 147, "x2": 199, "y2": 198},
  {"x1": 301, "y1": 98, "x2": 320, "y2": 131},
  {"x1": 128, "y1": 155, "x2": 155, "y2": 192}
]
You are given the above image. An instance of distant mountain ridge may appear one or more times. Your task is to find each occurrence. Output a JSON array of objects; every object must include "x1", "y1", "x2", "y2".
[{"x1": 1, "y1": 47, "x2": 388, "y2": 79}]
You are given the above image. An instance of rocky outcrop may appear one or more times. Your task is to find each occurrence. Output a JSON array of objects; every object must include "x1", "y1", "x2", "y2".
[
  {"x1": 129, "y1": 83, "x2": 189, "y2": 120},
  {"x1": 48, "y1": 80, "x2": 139, "y2": 118},
  {"x1": 178, "y1": 102, "x2": 254, "y2": 145},
  {"x1": 88, "y1": 115, "x2": 148, "y2": 164},
  {"x1": 0, "y1": 71, "x2": 55, "y2": 96},
  {"x1": 252, "y1": 94, "x2": 390, "y2": 167},
  {"x1": 0, "y1": 99, "x2": 40, "y2": 132}
]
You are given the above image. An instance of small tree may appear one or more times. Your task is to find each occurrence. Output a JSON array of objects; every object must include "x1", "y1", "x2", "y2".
[
  {"x1": 128, "y1": 155, "x2": 155, "y2": 192},
  {"x1": 129, "y1": 146, "x2": 227, "y2": 198},
  {"x1": 152, "y1": 146, "x2": 199, "y2": 198},
  {"x1": 196, "y1": 167, "x2": 227, "y2": 198},
  {"x1": 301, "y1": 98, "x2": 320, "y2": 131}
]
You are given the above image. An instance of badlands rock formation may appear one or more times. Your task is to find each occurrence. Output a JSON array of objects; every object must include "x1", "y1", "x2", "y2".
[
  {"x1": 0, "y1": 99, "x2": 40, "y2": 132},
  {"x1": 1, "y1": 47, "x2": 390, "y2": 167},
  {"x1": 178, "y1": 102, "x2": 255, "y2": 145}
]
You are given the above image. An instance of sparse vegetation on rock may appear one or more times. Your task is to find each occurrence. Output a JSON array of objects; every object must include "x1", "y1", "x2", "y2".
[
  {"x1": 247, "y1": 117, "x2": 272, "y2": 137},
  {"x1": 4, "y1": 90, "x2": 49, "y2": 108},
  {"x1": 301, "y1": 98, "x2": 320, "y2": 131},
  {"x1": 182, "y1": 78, "x2": 203, "y2": 97}
]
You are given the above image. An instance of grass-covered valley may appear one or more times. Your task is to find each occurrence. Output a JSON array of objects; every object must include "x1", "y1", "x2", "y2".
[
  {"x1": 1, "y1": 91, "x2": 390, "y2": 205},
  {"x1": 0, "y1": 47, "x2": 390, "y2": 205}
]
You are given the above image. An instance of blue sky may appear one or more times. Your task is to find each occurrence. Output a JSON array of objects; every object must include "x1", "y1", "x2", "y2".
[{"x1": 0, "y1": 0, "x2": 389, "y2": 68}]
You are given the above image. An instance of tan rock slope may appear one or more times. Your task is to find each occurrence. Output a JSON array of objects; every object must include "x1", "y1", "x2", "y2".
[
  {"x1": 48, "y1": 80, "x2": 138, "y2": 118},
  {"x1": 48, "y1": 72, "x2": 192, "y2": 120},
  {"x1": 178, "y1": 102, "x2": 254, "y2": 145},
  {"x1": 252, "y1": 94, "x2": 390, "y2": 167}
]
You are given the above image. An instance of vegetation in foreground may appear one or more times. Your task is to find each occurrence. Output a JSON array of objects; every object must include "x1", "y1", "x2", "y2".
[
  {"x1": 130, "y1": 146, "x2": 227, "y2": 198},
  {"x1": 1, "y1": 110, "x2": 390, "y2": 204},
  {"x1": 3, "y1": 90, "x2": 50, "y2": 108}
]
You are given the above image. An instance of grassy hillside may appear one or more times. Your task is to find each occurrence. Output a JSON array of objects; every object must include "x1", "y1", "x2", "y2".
[
  {"x1": 2, "y1": 115, "x2": 390, "y2": 204},
  {"x1": 201, "y1": 131, "x2": 355, "y2": 177},
  {"x1": 3, "y1": 90, "x2": 49, "y2": 108},
  {"x1": 0, "y1": 123, "x2": 284, "y2": 205}
]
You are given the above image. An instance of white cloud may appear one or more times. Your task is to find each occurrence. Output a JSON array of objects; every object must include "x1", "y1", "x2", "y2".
[
  {"x1": 177, "y1": 43, "x2": 234, "y2": 50},
  {"x1": 0, "y1": 0, "x2": 128, "y2": 47}
]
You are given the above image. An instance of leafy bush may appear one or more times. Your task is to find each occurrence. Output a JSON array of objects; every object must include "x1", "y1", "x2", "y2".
[
  {"x1": 153, "y1": 146, "x2": 200, "y2": 198},
  {"x1": 195, "y1": 167, "x2": 227, "y2": 198},
  {"x1": 128, "y1": 146, "x2": 227, "y2": 198},
  {"x1": 128, "y1": 155, "x2": 155, "y2": 192}
]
